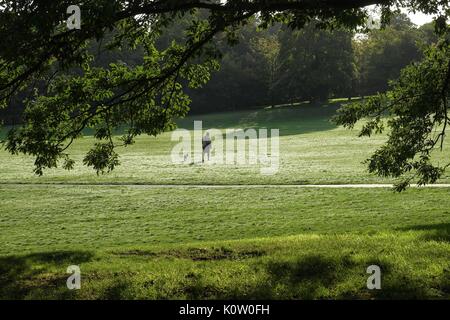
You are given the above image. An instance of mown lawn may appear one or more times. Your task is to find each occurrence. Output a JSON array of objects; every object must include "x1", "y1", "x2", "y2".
[
  {"x1": 1, "y1": 185, "x2": 450, "y2": 299},
  {"x1": 1, "y1": 186, "x2": 450, "y2": 254},
  {"x1": 1, "y1": 102, "x2": 449, "y2": 299}
]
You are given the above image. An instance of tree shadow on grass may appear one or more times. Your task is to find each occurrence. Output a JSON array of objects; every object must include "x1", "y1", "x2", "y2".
[
  {"x1": 179, "y1": 254, "x2": 361, "y2": 300},
  {"x1": 187, "y1": 254, "x2": 443, "y2": 300},
  {"x1": 256, "y1": 255, "x2": 355, "y2": 299},
  {"x1": 253, "y1": 255, "x2": 444, "y2": 299},
  {"x1": 2, "y1": 249, "x2": 447, "y2": 299},
  {"x1": 99, "y1": 279, "x2": 134, "y2": 300},
  {"x1": 397, "y1": 223, "x2": 450, "y2": 243},
  {"x1": 177, "y1": 103, "x2": 341, "y2": 137},
  {"x1": 0, "y1": 250, "x2": 94, "y2": 299}
]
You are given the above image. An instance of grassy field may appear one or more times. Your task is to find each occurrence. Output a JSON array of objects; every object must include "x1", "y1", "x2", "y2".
[
  {"x1": 1, "y1": 102, "x2": 450, "y2": 299},
  {"x1": 2, "y1": 103, "x2": 450, "y2": 185}
]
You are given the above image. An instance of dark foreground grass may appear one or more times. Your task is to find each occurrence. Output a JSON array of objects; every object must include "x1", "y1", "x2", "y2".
[
  {"x1": 1, "y1": 185, "x2": 449, "y2": 299},
  {"x1": 1, "y1": 233, "x2": 449, "y2": 299}
]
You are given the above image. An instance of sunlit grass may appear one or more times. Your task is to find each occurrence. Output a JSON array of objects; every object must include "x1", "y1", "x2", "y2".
[{"x1": 1, "y1": 103, "x2": 450, "y2": 185}]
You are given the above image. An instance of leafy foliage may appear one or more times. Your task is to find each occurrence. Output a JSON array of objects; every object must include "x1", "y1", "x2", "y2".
[
  {"x1": 334, "y1": 36, "x2": 450, "y2": 190},
  {"x1": 354, "y1": 14, "x2": 432, "y2": 96}
]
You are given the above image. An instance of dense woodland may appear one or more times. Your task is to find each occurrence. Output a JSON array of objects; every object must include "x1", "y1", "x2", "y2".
[{"x1": 0, "y1": 13, "x2": 437, "y2": 123}]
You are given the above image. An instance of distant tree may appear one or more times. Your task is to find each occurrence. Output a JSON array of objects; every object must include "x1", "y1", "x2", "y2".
[
  {"x1": 187, "y1": 19, "x2": 274, "y2": 113},
  {"x1": 418, "y1": 22, "x2": 440, "y2": 44},
  {"x1": 251, "y1": 32, "x2": 281, "y2": 107},
  {"x1": 354, "y1": 13, "x2": 423, "y2": 96},
  {"x1": 276, "y1": 23, "x2": 356, "y2": 103}
]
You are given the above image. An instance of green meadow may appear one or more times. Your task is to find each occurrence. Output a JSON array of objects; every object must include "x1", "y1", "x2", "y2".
[{"x1": 1, "y1": 102, "x2": 450, "y2": 299}]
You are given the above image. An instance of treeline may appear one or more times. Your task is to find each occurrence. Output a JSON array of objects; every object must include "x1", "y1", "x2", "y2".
[
  {"x1": 188, "y1": 13, "x2": 437, "y2": 113},
  {"x1": 0, "y1": 14, "x2": 438, "y2": 124}
]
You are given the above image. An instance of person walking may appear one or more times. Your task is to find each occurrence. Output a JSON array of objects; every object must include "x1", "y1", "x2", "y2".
[{"x1": 202, "y1": 132, "x2": 212, "y2": 163}]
